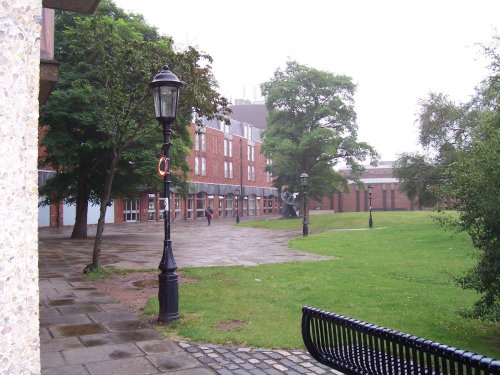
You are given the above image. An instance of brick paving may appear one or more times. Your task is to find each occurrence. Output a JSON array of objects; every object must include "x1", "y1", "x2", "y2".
[
  {"x1": 177, "y1": 342, "x2": 342, "y2": 375},
  {"x1": 39, "y1": 216, "x2": 340, "y2": 374}
]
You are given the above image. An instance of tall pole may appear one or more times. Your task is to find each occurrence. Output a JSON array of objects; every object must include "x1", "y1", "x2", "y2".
[
  {"x1": 235, "y1": 138, "x2": 241, "y2": 224},
  {"x1": 303, "y1": 185, "x2": 308, "y2": 236},
  {"x1": 369, "y1": 189, "x2": 373, "y2": 229},
  {"x1": 158, "y1": 119, "x2": 179, "y2": 323},
  {"x1": 239, "y1": 137, "x2": 243, "y2": 221}
]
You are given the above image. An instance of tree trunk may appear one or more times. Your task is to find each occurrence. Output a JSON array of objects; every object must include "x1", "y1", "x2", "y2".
[
  {"x1": 85, "y1": 153, "x2": 120, "y2": 273},
  {"x1": 71, "y1": 174, "x2": 90, "y2": 238}
]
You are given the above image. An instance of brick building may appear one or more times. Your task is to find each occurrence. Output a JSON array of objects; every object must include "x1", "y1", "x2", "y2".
[
  {"x1": 39, "y1": 103, "x2": 281, "y2": 227},
  {"x1": 39, "y1": 100, "x2": 415, "y2": 227},
  {"x1": 118, "y1": 116, "x2": 280, "y2": 224},
  {"x1": 310, "y1": 161, "x2": 415, "y2": 212}
]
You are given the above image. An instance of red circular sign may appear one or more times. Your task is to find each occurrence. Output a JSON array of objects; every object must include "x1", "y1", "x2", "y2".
[{"x1": 158, "y1": 156, "x2": 168, "y2": 177}]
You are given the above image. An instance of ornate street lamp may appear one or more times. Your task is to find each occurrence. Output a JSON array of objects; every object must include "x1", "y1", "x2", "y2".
[
  {"x1": 368, "y1": 184, "x2": 373, "y2": 229},
  {"x1": 300, "y1": 172, "x2": 309, "y2": 237},
  {"x1": 149, "y1": 64, "x2": 184, "y2": 323}
]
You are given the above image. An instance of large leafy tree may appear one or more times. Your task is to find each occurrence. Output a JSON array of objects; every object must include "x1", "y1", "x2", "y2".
[
  {"x1": 395, "y1": 35, "x2": 499, "y2": 319},
  {"x1": 261, "y1": 61, "x2": 378, "y2": 201},
  {"x1": 40, "y1": 0, "x2": 229, "y2": 270},
  {"x1": 450, "y1": 121, "x2": 499, "y2": 320},
  {"x1": 450, "y1": 36, "x2": 500, "y2": 320}
]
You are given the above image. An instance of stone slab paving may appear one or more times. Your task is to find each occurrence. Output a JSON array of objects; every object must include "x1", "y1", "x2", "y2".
[{"x1": 39, "y1": 217, "x2": 339, "y2": 374}]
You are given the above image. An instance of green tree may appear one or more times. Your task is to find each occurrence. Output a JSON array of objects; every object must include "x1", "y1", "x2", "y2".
[
  {"x1": 393, "y1": 153, "x2": 445, "y2": 208},
  {"x1": 260, "y1": 61, "x2": 378, "y2": 202},
  {"x1": 393, "y1": 91, "x2": 481, "y2": 208},
  {"x1": 449, "y1": 36, "x2": 500, "y2": 320},
  {"x1": 450, "y1": 121, "x2": 500, "y2": 320},
  {"x1": 395, "y1": 35, "x2": 499, "y2": 319},
  {"x1": 40, "y1": 0, "x2": 229, "y2": 271}
]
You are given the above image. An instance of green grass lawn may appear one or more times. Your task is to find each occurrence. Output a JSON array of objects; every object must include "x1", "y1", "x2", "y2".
[{"x1": 144, "y1": 211, "x2": 500, "y2": 358}]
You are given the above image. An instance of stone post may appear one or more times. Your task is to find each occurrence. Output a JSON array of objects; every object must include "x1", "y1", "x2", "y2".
[{"x1": 0, "y1": 0, "x2": 42, "y2": 373}]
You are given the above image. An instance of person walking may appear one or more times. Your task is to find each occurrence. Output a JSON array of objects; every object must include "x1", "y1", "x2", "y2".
[{"x1": 205, "y1": 207, "x2": 214, "y2": 225}]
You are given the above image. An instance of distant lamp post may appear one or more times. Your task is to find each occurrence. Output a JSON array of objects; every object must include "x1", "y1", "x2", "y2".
[
  {"x1": 300, "y1": 172, "x2": 309, "y2": 237},
  {"x1": 149, "y1": 64, "x2": 184, "y2": 323},
  {"x1": 368, "y1": 184, "x2": 373, "y2": 229},
  {"x1": 235, "y1": 188, "x2": 240, "y2": 223}
]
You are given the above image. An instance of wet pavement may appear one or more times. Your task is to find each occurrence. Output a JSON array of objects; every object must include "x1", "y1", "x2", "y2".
[{"x1": 39, "y1": 217, "x2": 340, "y2": 374}]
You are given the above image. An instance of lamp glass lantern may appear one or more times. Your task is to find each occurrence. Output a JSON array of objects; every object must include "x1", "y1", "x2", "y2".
[
  {"x1": 368, "y1": 185, "x2": 373, "y2": 195},
  {"x1": 300, "y1": 172, "x2": 309, "y2": 188},
  {"x1": 150, "y1": 65, "x2": 183, "y2": 123}
]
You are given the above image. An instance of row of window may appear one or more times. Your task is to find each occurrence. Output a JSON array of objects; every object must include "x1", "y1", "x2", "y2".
[
  {"x1": 125, "y1": 193, "x2": 279, "y2": 222},
  {"x1": 217, "y1": 120, "x2": 254, "y2": 141},
  {"x1": 194, "y1": 131, "x2": 256, "y2": 161},
  {"x1": 195, "y1": 158, "x2": 263, "y2": 182}
]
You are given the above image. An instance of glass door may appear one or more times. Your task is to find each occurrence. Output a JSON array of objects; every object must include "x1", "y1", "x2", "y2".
[{"x1": 124, "y1": 199, "x2": 140, "y2": 222}]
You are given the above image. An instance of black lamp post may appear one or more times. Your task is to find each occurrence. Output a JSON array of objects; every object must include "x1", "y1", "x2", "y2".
[
  {"x1": 149, "y1": 64, "x2": 183, "y2": 323},
  {"x1": 368, "y1": 184, "x2": 373, "y2": 229},
  {"x1": 300, "y1": 172, "x2": 309, "y2": 237},
  {"x1": 235, "y1": 188, "x2": 240, "y2": 223}
]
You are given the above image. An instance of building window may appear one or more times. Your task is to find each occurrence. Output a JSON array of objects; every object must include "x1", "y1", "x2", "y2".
[
  {"x1": 224, "y1": 161, "x2": 234, "y2": 179},
  {"x1": 243, "y1": 124, "x2": 252, "y2": 141},
  {"x1": 196, "y1": 192, "x2": 206, "y2": 218},
  {"x1": 124, "y1": 199, "x2": 140, "y2": 222},
  {"x1": 248, "y1": 145, "x2": 255, "y2": 161},
  {"x1": 187, "y1": 194, "x2": 195, "y2": 219},
  {"x1": 225, "y1": 194, "x2": 234, "y2": 216},
  {"x1": 201, "y1": 157, "x2": 206, "y2": 176},
  {"x1": 38, "y1": 170, "x2": 56, "y2": 187},
  {"x1": 174, "y1": 195, "x2": 181, "y2": 220},
  {"x1": 249, "y1": 195, "x2": 256, "y2": 216},
  {"x1": 194, "y1": 131, "x2": 205, "y2": 153},
  {"x1": 194, "y1": 132, "x2": 199, "y2": 151},
  {"x1": 243, "y1": 124, "x2": 253, "y2": 140},
  {"x1": 208, "y1": 195, "x2": 214, "y2": 213},
  {"x1": 218, "y1": 196, "x2": 224, "y2": 217},
  {"x1": 247, "y1": 165, "x2": 255, "y2": 181},
  {"x1": 148, "y1": 194, "x2": 156, "y2": 221},
  {"x1": 194, "y1": 157, "x2": 199, "y2": 175},
  {"x1": 264, "y1": 196, "x2": 274, "y2": 214},
  {"x1": 224, "y1": 138, "x2": 232, "y2": 157},
  {"x1": 201, "y1": 133, "x2": 206, "y2": 152},
  {"x1": 266, "y1": 159, "x2": 273, "y2": 183}
]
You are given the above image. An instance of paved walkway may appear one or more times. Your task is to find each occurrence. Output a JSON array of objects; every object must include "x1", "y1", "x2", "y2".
[{"x1": 39, "y1": 217, "x2": 340, "y2": 374}]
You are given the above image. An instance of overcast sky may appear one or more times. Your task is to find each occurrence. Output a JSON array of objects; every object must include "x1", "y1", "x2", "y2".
[{"x1": 114, "y1": 0, "x2": 499, "y2": 161}]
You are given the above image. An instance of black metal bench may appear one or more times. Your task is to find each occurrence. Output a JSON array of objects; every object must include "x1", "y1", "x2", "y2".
[{"x1": 302, "y1": 306, "x2": 500, "y2": 375}]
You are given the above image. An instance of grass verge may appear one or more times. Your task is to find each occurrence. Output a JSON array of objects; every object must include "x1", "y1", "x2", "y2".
[{"x1": 144, "y1": 211, "x2": 500, "y2": 358}]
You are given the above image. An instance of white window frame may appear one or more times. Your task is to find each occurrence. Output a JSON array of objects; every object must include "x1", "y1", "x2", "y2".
[
  {"x1": 201, "y1": 157, "x2": 206, "y2": 176},
  {"x1": 201, "y1": 133, "x2": 206, "y2": 152},
  {"x1": 194, "y1": 156, "x2": 199, "y2": 175}
]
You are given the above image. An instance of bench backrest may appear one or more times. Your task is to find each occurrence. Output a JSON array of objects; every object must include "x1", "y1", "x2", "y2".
[{"x1": 302, "y1": 306, "x2": 500, "y2": 375}]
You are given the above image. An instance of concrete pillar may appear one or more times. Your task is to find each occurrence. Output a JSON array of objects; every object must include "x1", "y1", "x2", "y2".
[{"x1": 0, "y1": 0, "x2": 41, "y2": 373}]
